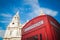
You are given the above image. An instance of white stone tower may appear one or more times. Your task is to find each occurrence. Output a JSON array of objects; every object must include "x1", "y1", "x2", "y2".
[{"x1": 3, "y1": 11, "x2": 22, "y2": 40}]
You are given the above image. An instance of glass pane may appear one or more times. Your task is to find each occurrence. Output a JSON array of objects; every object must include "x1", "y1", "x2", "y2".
[
  {"x1": 40, "y1": 34, "x2": 42, "y2": 40},
  {"x1": 26, "y1": 35, "x2": 38, "y2": 40}
]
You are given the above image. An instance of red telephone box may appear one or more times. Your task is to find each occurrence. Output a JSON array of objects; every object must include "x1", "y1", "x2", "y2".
[{"x1": 22, "y1": 15, "x2": 60, "y2": 40}]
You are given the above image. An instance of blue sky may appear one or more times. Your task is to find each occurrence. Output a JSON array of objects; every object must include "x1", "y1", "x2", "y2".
[{"x1": 0, "y1": 0, "x2": 60, "y2": 40}]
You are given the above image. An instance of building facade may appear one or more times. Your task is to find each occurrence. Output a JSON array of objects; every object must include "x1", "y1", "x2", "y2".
[
  {"x1": 22, "y1": 15, "x2": 60, "y2": 40},
  {"x1": 3, "y1": 11, "x2": 22, "y2": 40}
]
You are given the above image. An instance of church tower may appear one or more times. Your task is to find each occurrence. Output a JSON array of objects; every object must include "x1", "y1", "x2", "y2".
[{"x1": 3, "y1": 11, "x2": 22, "y2": 40}]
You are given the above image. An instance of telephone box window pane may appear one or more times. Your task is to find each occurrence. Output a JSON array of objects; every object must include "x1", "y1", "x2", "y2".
[
  {"x1": 33, "y1": 35, "x2": 38, "y2": 40},
  {"x1": 26, "y1": 35, "x2": 38, "y2": 40},
  {"x1": 40, "y1": 34, "x2": 42, "y2": 40}
]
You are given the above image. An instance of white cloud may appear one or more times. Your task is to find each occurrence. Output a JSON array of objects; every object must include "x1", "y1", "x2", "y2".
[
  {"x1": 0, "y1": 20, "x2": 10, "y2": 23},
  {"x1": 40, "y1": 8, "x2": 58, "y2": 16},
  {"x1": 28, "y1": 8, "x2": 58, "y2": 18},
  {"x1": 0, "y1": 13, "x2": 12, "y2": 17},
  {"x1": 0, "y1": 13, "x2": 12, "y2": 23},
  {"x1": 23, "y1": 0, "x2": 39, "y2": 5},
  {"x1": 23, "y1": 0, "x2": 58, "y2": 19},
  {"x1": 23, "y1": 0, "x2": 40, "y2": 10},
  {"x1": 0, "y1": 30, "x2": 5, "y2": 38}
]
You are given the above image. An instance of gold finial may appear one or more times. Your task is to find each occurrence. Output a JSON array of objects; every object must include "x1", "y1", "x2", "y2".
[{"x1": 40, "y1": 9, "x2": 45, "y2": 15}]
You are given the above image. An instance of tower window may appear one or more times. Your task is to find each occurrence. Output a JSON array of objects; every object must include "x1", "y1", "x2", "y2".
[
  {"x1": 15, "y1": 17, "x2": 18, "y2": 19},
  {"x1": 12, "y1": 23, "x2": 14, "y2": 24},
  {"x1": 15, "y1": 17, "x2": 16, "y2": 19}
]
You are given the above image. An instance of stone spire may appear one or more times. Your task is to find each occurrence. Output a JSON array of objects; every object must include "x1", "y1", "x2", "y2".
[
  {"x1": 3, "y1": 11, "x2": 22, "y2": 40},
  {"x1": 10, "y1": 11, "x2": 20, "y2": 27}
]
